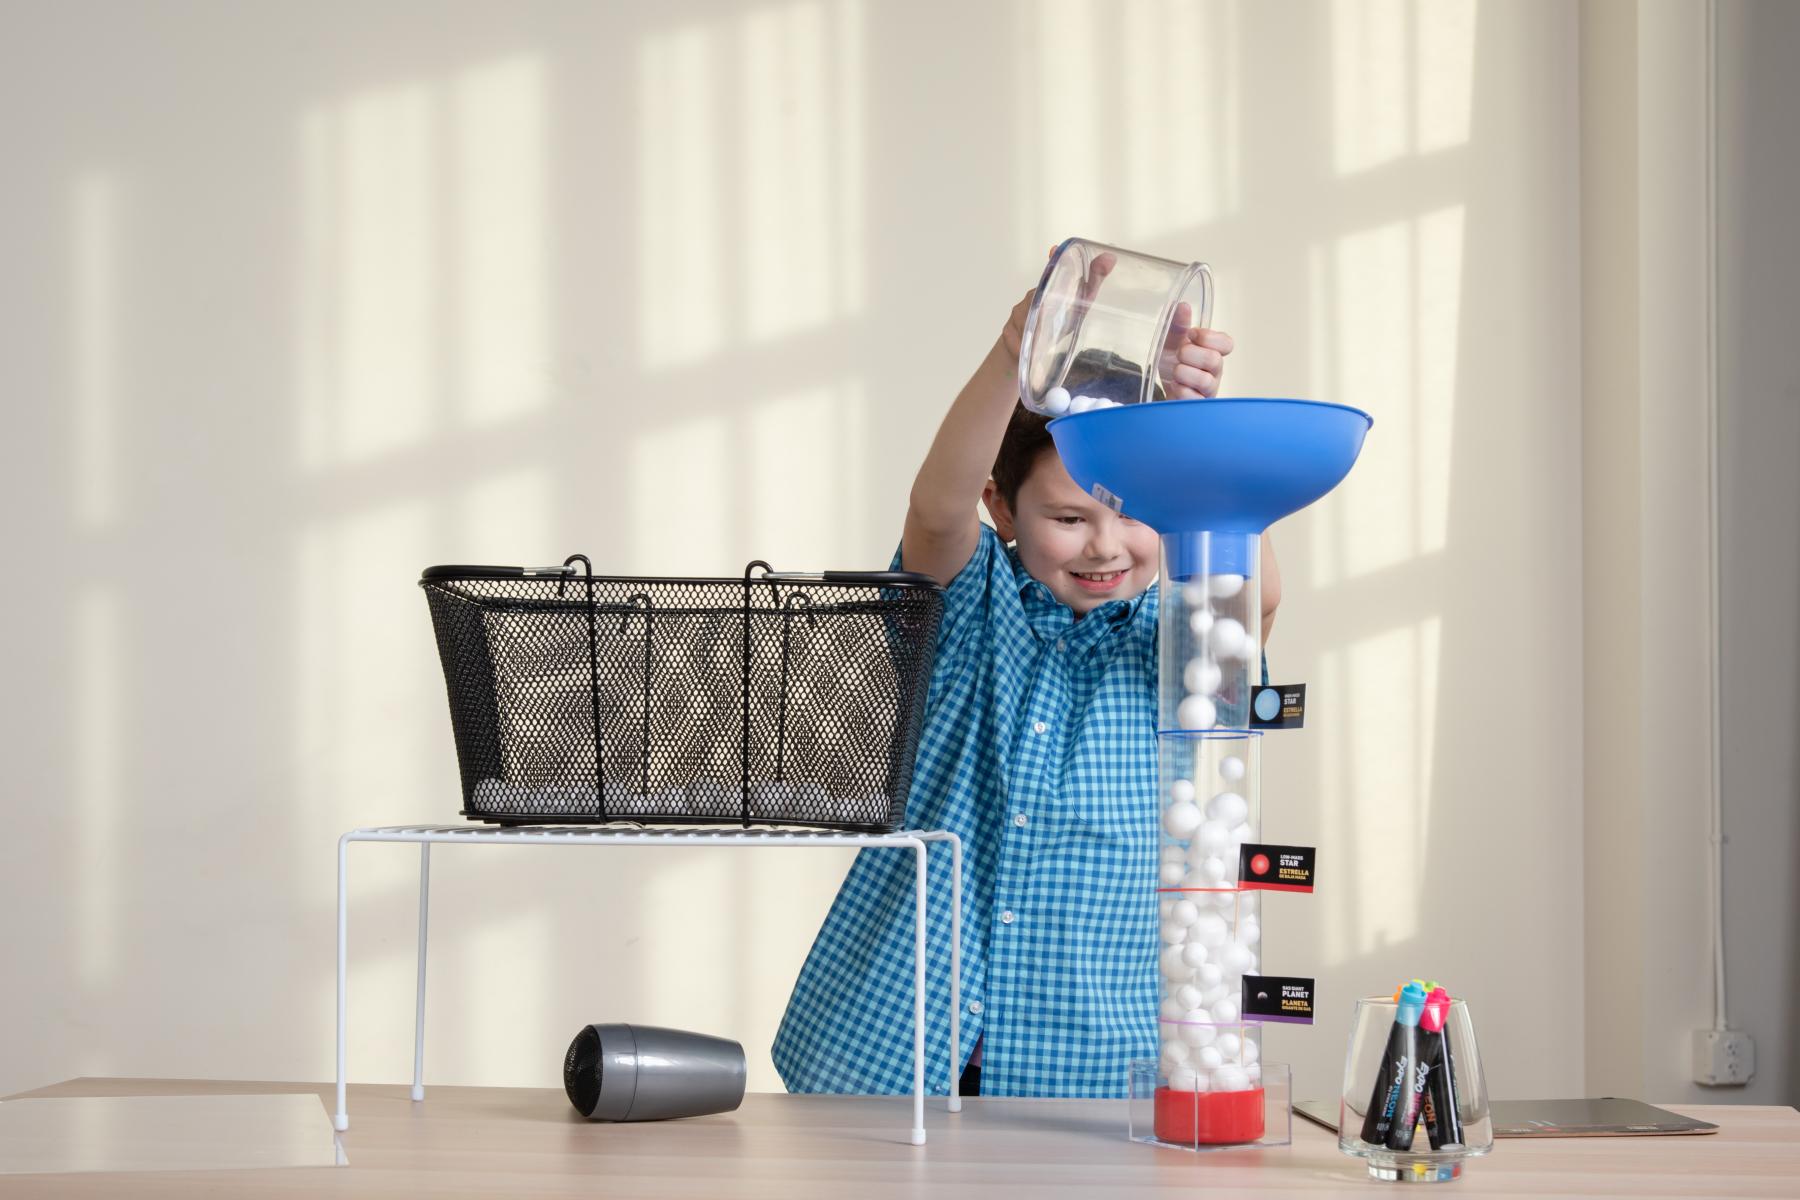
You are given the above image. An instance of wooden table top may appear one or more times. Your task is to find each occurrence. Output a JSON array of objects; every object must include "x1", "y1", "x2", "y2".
[{"x1": 3, "y1": 1077, "x2": 1796, "y2": 1198}]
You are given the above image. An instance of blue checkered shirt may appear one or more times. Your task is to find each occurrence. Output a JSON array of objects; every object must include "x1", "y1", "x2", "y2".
[{"x1": 772, "y1": 524, "x2": 1162, "y2": 1097}]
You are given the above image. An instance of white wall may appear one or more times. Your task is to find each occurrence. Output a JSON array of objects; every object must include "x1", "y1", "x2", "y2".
[{"x1": 4, "y1": 0, "x2": 1779, "y2": 1111}]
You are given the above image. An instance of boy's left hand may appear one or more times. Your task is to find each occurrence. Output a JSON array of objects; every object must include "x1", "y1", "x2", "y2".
[{"x1": 1159, "y1": 304, "x2": 1234, "y2": 398}]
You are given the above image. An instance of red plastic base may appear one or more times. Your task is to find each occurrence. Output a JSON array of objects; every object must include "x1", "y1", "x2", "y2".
[{"x1": 1153, "y1": 1086, "x2": 1266, "y2": 1146}]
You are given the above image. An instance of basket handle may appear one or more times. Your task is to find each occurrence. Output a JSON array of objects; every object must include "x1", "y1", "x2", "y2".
[{"x1": 754, "y1": 567, "x2": 943, "y2": 588}]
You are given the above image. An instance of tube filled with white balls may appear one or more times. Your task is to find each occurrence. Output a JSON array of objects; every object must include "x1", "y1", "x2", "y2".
[
  {"x1": 1157, "y1": 733, "x2": 1263, "y2": 1106},
  {"x1": 1151, "y1": 530, "x2": 1266, "y2": 1145}
]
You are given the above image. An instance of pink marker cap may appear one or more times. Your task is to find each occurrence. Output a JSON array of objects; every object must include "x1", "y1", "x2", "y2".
[{"x1": 1420, "y1": 986, "x2": 1452, "y2": 1033}]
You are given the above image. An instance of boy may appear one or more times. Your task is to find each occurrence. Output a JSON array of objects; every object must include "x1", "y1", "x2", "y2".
[{"x1": 773, "y1": 283, "x2": 1277, "y2": 1097}]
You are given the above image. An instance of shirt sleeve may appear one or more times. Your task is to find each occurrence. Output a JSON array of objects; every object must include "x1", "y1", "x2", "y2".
[{"x1": 890, "y1": 523, "x2": 1007, "y2": 663}]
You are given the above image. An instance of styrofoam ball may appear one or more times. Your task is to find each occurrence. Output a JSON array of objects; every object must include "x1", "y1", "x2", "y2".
[
  {"x1": 1230, "y1": 822, "x2": 1255, "y2": 846},
  {"x1": 1197, "y1": 1046, "x2": 1225, "y2": 1071},
  {"x1": 1219, "y1": 755, "x2": 1247, "y2": 782},
  {"x1": 1162, "y1": 801, "x2": 1202, "y2": 838},
  {"x1": 1207, "y1": 790, "x2": 1249, "y2": 825},
  {"x1": 1191, "y1": 911, "x2": 1229, "y2": 947},
  {"x1": 1197, "y1": 963, "x2": 1223, "y2": 989},
  {"x1": 1181, "y1": 1006, "x2": 1211, "y2": 1027},
  {"x1": 1199, "y1": 855, "x2": 1229, "y2": 883},
  {"x1": 1221, "y1": 942, "x2": 1255, "y2": 975},
  {"x1": 1042, "y1": 386, "x2": 1071, "y2": 416},
  {"x1": 1186, "y1": 1069, "x2": 1213, "y2": 1094},
  {"x1": 1160, "y1": 920, "x2": 1187, "y2": 945},
  {"x1": 1180, "y1": 868, "x2": 1214, "y2": 890},
  {"x1": 1161, "y1": 844, "x2": 1186, "y2": 863},
  {"x1": 1241, "y1": 1038, "x2": 1260, "y2": 1066},
  {"x1": 1215, "y1": 1031, "x2": 1242, "y2": 1059},
  {"x1": 1169, "y1": 778, "x2": 1196, "y2": 806},
  {"x1": 1245, "y1": 953, "x2": 1259, "y2": 975},
  {"x1": 1162, "y1": 1035, "x2": 1192, "y2": 1061},
  {"x1": 1069, "y1": 394, "x2": 1098, "y2": 414},
  {"x1": 1188, "y1": 609, "x2": 1215, "y2": 637},
  {"x1": 1159, "y1": 861, "x2": 1185, "y2": 887},
  {"x1": 1213, "y1": 1064, "x2": 1250, "y2": 1093},
  {"x1": 1196, "y1": 820, "x2": 1231, "y2": 855},
  {"x1": 1212, "y1": 996, "x2": 1241, "y2": 1024},
  {"x1": 1160, "y1": 997, "x2": 1185, "y2": 1021},
  {"x1": 1210, "y1": 573, "x2": 1245, "y2": 599},
  {"x1": 1171, "y1": 900, "x2": 1199, "y2": 927},
  {"x1": 1201, "y1": 985, "x2": 1229, "y2": 1009},
  {"x1": 1182, "y1": 1021, "x2": 1217, "y2": 1048},
  {"x1": 1177, "y1": 694, "x2": 1217, "y2": 730},
  {"x1": 1181, "y1": 942, "x2": 1210, "y2": 969},
  {"x1": 1210, "y1": 617, "x2": 1248, "y2": 660},
  {"x1": 1176, "y1": 983, "x2": 1203, "y2": 1010},
  {"x1": 1159, "y1": 898, "x2": 1176, "y2": 920},
  {"x1": 1181, "y1": 582, "x2": 1208, "y2": 606},
  {"x1": 1160, "y1": 946, "x2": 1191, "y2": 981},
  {"x1": 1183, "y1": 657, "x2": 1223, "y2": 696},
  {"x1": 1169, "y1": 1066, "x2": 1201, "y2": 1092},
  {"x1": 1239, "y1": 919, "x2": 1261, "y2": 945}
]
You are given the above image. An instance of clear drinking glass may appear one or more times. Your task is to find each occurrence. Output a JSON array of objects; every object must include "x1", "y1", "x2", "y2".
[
  {"x1": 1018, "y1": 237, "x2": 1214, "y2": 415},
  {"x1": 1338, "y1": 996, "x2": 1494, "y2": 1183}
]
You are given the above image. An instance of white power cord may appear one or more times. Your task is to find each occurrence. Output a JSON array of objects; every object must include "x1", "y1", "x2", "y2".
[{"x1": 1702, "y1": 0, "x2": 1727, "y2": 1036}]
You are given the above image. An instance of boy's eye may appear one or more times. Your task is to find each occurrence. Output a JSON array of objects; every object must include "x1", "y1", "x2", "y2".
[{"x1": 1055, "y1": 516, "x2": 1083, "y2": 526}]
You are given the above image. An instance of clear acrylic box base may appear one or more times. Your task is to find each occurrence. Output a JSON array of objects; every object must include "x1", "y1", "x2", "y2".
[{"x1": 1128, "y1": 1059, "x2": 1291, "y2": 1152}]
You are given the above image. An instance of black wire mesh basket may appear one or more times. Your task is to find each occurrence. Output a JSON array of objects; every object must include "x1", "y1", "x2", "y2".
[{"x1": 420, "y1": 556, "x2": 944, "y2": 833}]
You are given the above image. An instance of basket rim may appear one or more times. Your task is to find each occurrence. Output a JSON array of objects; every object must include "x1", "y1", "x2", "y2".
[{"x1": 419, "y1": 563, "x2": 945, "y2": 592}]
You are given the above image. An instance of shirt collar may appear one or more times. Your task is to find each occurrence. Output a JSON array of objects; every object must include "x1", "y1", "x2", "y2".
[{"x1": 1007, "y1": 543, "x2": 1153, "y2": 649}]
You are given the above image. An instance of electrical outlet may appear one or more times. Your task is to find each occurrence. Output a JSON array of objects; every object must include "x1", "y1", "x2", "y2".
[{"x1": 1692, "y1": 1029, "x2": 1755, "y2": 1086}]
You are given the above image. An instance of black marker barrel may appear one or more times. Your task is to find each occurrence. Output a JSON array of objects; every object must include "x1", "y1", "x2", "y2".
[{"x1": 1359, "y1": 982, "x2": 1427, "y2": 1145}]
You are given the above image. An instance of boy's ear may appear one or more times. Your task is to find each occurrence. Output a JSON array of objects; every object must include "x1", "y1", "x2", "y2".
[{"x1": 982, "y1": 480, "x2": 1018, "y2": 542}]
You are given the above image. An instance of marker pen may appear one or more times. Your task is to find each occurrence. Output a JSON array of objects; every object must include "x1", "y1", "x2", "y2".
[
  {"x1": 1387, "y1": 988, "x2": 1442, "y2": 1150},
  {"x1": 1359, "y1": 981, "x2": 1427, "y2": 1146},
  {"x1": 1419, "y1": 986, "x2": 1464, "y2": 1149}
]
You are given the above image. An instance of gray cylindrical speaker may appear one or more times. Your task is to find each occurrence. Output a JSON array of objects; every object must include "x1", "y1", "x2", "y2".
[{"x1": 563, "y1": 1024, "x2": 747, "y2": 1121}]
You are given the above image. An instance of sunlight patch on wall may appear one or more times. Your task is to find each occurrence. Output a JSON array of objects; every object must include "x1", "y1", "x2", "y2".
[
  {"x1": 1333, "y1": 0, "x2": 1478, "y2": 176},
  {"x1": 742, "y1": 0, "x2": 866, "y2": 342},
  {"x1": 456, "y1": 465, "x2": 554, "y2": 563},
  {"x1": 1121, "y1": 0, "x2": 1241, "y2": 238},
  {"x1": 1308, "y1": 204, "x2": 1464, "y2": 585},
  {"x1": 452, "y1": 55, "x2": 549, "y2": 430},
  {"x1": 1316, "y1": 615, "x2": 1441, "y2": 965},
  {"x1": 628, "y1": 411, "x2": 731, "y2": 575},
  {"x1": 637, "y1": 24, "x2": 723, "y2": 371},
  {"x1": 1014, "y1": 0, "x2": 1105, "y2": 267}
]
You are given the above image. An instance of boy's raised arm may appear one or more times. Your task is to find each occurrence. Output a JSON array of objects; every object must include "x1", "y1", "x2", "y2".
[{"x1": 901, "y1": 291, "x2": 1033, "y2": 586}]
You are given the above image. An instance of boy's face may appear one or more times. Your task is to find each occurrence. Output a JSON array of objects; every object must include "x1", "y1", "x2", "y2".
[{"x1": 983, "y1": 449, "x2": 1161, "y2": 615}]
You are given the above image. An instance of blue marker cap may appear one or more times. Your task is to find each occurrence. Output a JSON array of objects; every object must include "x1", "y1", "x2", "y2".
[{"x1": 1396, "y1": 981, "x2": 1428, "y2": 1027}]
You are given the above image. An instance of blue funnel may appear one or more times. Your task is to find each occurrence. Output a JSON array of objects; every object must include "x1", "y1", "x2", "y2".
[{"x1": 1049, "y1": 398, "x2": 1372, "y2": 579}]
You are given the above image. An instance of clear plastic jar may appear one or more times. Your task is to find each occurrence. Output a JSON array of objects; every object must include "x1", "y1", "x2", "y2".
[{"x1": 1018, "y1": 237, "x2": 1214, "y2": 416}]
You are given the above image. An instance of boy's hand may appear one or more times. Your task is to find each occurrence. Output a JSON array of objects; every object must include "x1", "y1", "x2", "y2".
[{"x1": 1159, "y1": 303, "x2": 1234, "y2": 398}]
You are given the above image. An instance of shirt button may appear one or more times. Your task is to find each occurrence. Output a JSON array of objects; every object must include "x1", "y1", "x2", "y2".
[
  {"x1": 969, "y1": 1000, "x2": 984, "y2": 1015},
  {"x1": 1013, "y1": 813, "x2": 1029, "y2": 828},
  {"x1": 1032, "y1": 720, "x2": 1048, "y2": 735},
  {"x1": 1000, "y1": 910, "x2": 1015, "y2": 925},
  {"x1": 1056, "y1": 638, "x2": 1066, "y2": 652}
]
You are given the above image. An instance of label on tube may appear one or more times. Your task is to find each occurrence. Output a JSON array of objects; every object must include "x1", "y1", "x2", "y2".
[
  {"x1": 1242, "y1": 975, "x2": 1315, "y2": 1024},
  {"x1": 1239, "y1": 843, "x2": 1315, "y2": 893}
]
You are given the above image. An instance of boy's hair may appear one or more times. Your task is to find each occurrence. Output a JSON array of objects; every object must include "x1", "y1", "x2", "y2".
[{"x1": 990, "y1": 406, "x2": 1056, "y2": 510}]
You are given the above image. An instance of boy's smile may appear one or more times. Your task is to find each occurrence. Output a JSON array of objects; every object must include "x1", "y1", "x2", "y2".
[{"x1": 983, "y1": 449, "x2": 1161, "y2": 615}]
